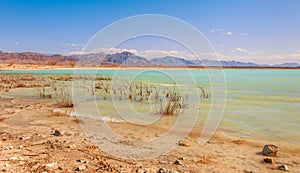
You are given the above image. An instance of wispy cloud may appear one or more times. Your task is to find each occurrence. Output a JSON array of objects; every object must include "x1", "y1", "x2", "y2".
[
  {"x1": 226, "y1": 31, "x2": 233, "y2": 35},
  {"x1": 68, "y1": 47, "x2": 197, "y2": 59},
  {"x1": 210, "y1": 28, "x2": 233, "y2": 36},
  {"x1": 62, "y1": 43, "x2": 83, "y2": 47},
  {"x1": 15, "y1": 42, "x2": 20, "y2": 46},
  {"x1": 236, "y1": 47, "x2": 255, "y2": 54},
  {"x1": 68, "y1": 47, "x2": 300, "y2": 64}
]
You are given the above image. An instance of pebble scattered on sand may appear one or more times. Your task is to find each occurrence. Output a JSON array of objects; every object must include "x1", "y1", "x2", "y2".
[
  {"x1": 263, "y1": 158, "x2": 274, "y2": 164},
  {"x1": 76, "y1": 165, "x2": 86, "y2": 171},
  {"x1": 178, "y1": 139, "x2": 190, "y2": 146},
  {"x1": 173, "y1": 159, "x2": 182, "y2": 165},
  {"x1": 262, "y1": 144, "x2": 279, "y2": 157},
  {"x1": 52, "y1": 130, "x2": 62, "y2": 136},
  {"x1": 278, "y1": 164, "x2": 289, "y2": 171}
]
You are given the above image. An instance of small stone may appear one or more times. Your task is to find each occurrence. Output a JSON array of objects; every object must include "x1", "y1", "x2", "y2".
[
  {"x1": 8, "y1": 145, "x2": 13, "y2": 149},
  {"x1": 76, "y1": 165, "x2": 86, "y2": 171},
  {"x1": 262, "y1": 144, "x2": 279, "y2": 157},
  {"x1": 76, "y1": 159, "x2": 88, "y2": 163},
  {"x1": 136, "y1": 166, "x2": 146, "y2": 173},
  {"x1": 178, "y1": 139, "x2": 190, "y2": 146},
  {"x1": 46, "y1": 162, "x2": 57, "y2": 167},
  {"x1": 243, "y1": 170, "x2": 254, "y2": 173},
  {"x1": 263, "y1": 158, "x2": 274, "y2": 164},
  {"x1": 157, "y1": 168, "x2": 165, "y2": 173},
  {"x1": 21, "y1": 136, "x2": 31, "y2": 141},
  {"x1": 173, "y1": 159, "x2": 182, "y2": 165},
  {"x1": 178, "y1": 157, "x2": 185, "y2": 160},
  {"x1": 52, "y1": 130, "x2": 62, "y2": 136},
  {"x1": 278, "y1": 164, "x2": 289, "y2": 171},
  {"x1": 18, "y1": 145, "x2": 23, "y2": 149},
  {"x1": 159, "y1": 160, "x2": 168, "y2": 164},
  {"x1": 4, "y1": 163, "x2": 10, "y2": 168},
  {"x1": 9, "y1": 156, "x2": 18, "y2": 161}
]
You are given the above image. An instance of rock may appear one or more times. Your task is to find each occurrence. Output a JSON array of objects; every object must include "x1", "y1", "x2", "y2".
[
  {"x1": 76, "y1": 165, "x2": 86, "y2": 171},
  {"x1": 21, "y1": 136, "x2": 31, "y2": 141},
  {"x1": 173, "y1": 159, "x2": 182, "y2": 165},
  {"x1": 263, "y1": 158, "x2": 274, "y2": 164},
  {"x1": 18, "y1": 145, "x2": 23, "y2": 149},
  {"x1": 178, "y1": 139, "x2": 190, "y2": 146},
  {"x1": 5, "y1": 145, "x2": 13, "y2": 150},
  {"x1": 278, "y1": 164, "x2": 289, "y2": 171},
  {"x1": 159, "y1": 160, "x2": 168, "y2": 164},
  {"x1": 262, "y1": 144, "x2": 279, "y2": 157},
  {"x1": 243, "y1": 170, "x2": 254, "y2": 173},
  {"x1": 46, "y1": 162, "x2": 57, "y2": 168},
  {"x1": 178, "y1": 157, "x2": 185, "y2": 160},
  {"x1": 9, "y1": 156, "x2": 18, "y2": 161},
  {"x1": 52, "y1": 130, "x2": 62, "y2": 136},
  {"x1": 157, "y1": 168, "x2": 165, "y2": 173},
  {"x1": 76, "y1": 159, "x2": 88, "y2": 163},
  {"x1": 136, "y1": 166, "x2": 146, "y2": 173}
]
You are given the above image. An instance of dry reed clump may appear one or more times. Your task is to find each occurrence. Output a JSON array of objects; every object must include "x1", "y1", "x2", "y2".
[
  {"x1": 56, "y1": 90, "x2": 73, "y2": 107},
  {"x1": 0, "y1": 74, "x2": 50, "y2": 92},
  {"x1": 94, "y1": 79, "x2": 199, "y2": 115}
]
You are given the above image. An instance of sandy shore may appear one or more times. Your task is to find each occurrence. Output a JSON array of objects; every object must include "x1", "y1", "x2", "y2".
[
  {"x1": 0, "y1": 94, "x2": 299, "y2": 172},
  {"x1": 0, "y1": 72, "x2": 299, "y2": 172}
]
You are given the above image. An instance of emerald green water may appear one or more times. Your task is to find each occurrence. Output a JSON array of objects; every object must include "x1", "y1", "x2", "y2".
[{"x1": 1, "y1": 69, "x2": 300, "y2": 144}]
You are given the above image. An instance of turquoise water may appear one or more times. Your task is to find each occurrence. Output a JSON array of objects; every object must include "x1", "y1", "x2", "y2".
[{"x1": 1, "y1": 69, "x2": 300, "y2": 144}]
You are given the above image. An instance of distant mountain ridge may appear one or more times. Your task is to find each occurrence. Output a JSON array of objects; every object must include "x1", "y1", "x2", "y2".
[{"x1": 0, "y1": 50, "x2": 299, "y2": 68}]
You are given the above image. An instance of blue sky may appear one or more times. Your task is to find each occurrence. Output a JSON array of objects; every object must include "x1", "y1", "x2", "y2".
[{"x1": 0, "y1": 0, "x2": 300, "y2": 64}]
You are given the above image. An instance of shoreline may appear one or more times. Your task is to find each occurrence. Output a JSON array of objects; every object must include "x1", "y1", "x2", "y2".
[
  {"x1": 1, "y1": 64, "x2": 300, "y2": 71},
  {"x1": 1, "y1": 69, "x2": 300, "y2": 172},
  {"x1": 1, "y1": 95, "x2": 300, "y2": 172}
]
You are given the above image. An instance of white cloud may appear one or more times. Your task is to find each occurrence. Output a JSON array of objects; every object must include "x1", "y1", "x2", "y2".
[
  {"x1": 210, "y1": 28, "x2": 233, "y2": 36},
  {"x1": 68, "y1": 51, "x2": 85, "y2": 55},
  {"x1": 68, "y1": 47, "x2": 198, "y2": 60},
  {"x1": 63, "y1": 43, "x2": 83, "y2": 47},
  {"x1": 236, "y1": 47, "x2": 255, "y2": 54},
  {"x1": 226, "y1": 31, "x2": 233, "y2": 35},
  {"x1": 68, "y1": 47, "x2": 300, "y2": 64},
  {"x1": 15, "y1": 42, "x2": 19, "y2": 46},
  {"x1": 92, "y1": 47, "x2": 139, "y2": 55},
  {"x1": 137, "y1": 49, "x2": 196, "y2": 59}
]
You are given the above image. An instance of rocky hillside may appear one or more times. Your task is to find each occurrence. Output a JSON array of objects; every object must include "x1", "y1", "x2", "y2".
[{"x1": 0, "y1": 50, "x2": 299, "y2": 68}]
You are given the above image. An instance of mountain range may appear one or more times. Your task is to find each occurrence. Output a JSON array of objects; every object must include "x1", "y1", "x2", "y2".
[{"x1": 0, "y1": 51, "x2": 299, "y2": 68}]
